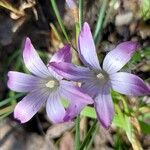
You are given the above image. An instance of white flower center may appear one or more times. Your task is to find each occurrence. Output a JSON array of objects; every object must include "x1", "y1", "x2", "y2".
[
  {"x1": 46, "y1": 80, "x2": 58, "y2": 89},
  {"x1": 96, "y1": 73, "x2": 105, "y2": 80},
  {"x1": 96, "y1": 71, "x2": 109, "y2": 85}
]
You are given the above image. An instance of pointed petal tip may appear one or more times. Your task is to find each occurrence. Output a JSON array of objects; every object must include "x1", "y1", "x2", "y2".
[
  {"x1": 25, "y1": 37, "x2": 32, "y2": 49},
  {"x1": 78, "y1": 22, "x2": 101, "y2": 70},
  {"x1": 83, "y1": 22, "x2": 90, "y2": 29},
  {"x1": 26, "y1": 37, "x2": 31, "y2": 42},
  {"x1": 97, "y1": 113, "x2": 113, "y2": 129},
  {"x1": 100, "y1": 119, "x2": 112, "y2": 129},
  {"x1": 118, "y1": 41, "x2": 140, "y2": 54},
  {"x1": 110, "y1": 72, "x2": 150, "y2": 96},
  {"x1": 49, "y1": 44, "x2": 72, "y2": 63},
  {"x1": 103, "y1": 41, "x2": 140, "y2": 73}
]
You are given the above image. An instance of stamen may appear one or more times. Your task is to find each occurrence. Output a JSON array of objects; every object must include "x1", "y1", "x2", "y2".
[{"x1": 97, "y1": 73, "x2": 105, "y2": 79}]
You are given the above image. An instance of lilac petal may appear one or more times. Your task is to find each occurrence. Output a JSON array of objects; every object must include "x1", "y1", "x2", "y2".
[
  {"x1": 23, "y1": 38, "x2": 50, "y2": 78},
  {"x1": 103, "y1": 41, "x2": 139, "y2": 74},
  {"x1": 14, "y1": 89, "x2": 49, "y2": 123},
  {"x1": 64, "y1": 102, "x2": 85, "y2": 121},
  {"x1": 60, "y1": 80, "x2": 93, "y2": 104},
  {"x1": 7, "y1": 71, "x2": 41, "y2": 92},
  {"x1": 94, "y1": 85, "x2": 114, "y2": 129},
  {"x1": 81, "y1": 81, "x2": 101, "y2": 98},
  {"x1": 50, "y1": 44, "x2": 72, "y2": 63},
  {"x1": 110, "y1": 72, "x2": 150, "y2": 96},
  {"x1": 78, "y1": 22, "x2": 101, "y2": 70},
  {"x1": 46, "y1": 92, "x2": 66, "y2": 123},
  {"x1": 49, "y1": 62, "x2": 94, "y2": 82},
  {"x1": 66, "y1": 0, "x2": 76, "y2": 9}
]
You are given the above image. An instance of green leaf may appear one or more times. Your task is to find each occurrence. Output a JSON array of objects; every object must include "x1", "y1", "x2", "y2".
[
  {"x1": 124, "y1": 116, "x2": 132, "y2": 142},
  {"x1": 141, "y1": 0, "x2": 150, "y2": 21},
  {"x1": 113, "y1": 105, "x2": 125, "y2": 129},
  {"x1": 94, "y1": 0, "x2": 109, "y2": 45},
  {"x1": 0, "y1": 93, "x2": 24, "y2": 107},
  {"x1": 139, "y1": 120, "x2": 150, "y2": 134},
  {"x1": 50, "y1": 0, "x2": 70, "y2": 43},
  {"x1": 81, "y1": 106, "x2": 97, "y2": 119}
]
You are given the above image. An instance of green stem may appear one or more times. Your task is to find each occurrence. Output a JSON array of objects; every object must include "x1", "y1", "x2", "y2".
[
  {"x1": 79, "y1": 119, "x2": 98, "y2": 150},
  {"x1": 0, "y1": 93, "x2": 24, "y2": 107},
  {"x1": 94, "y1": 0, "x2": 109, "y2": 45},
  {"x1": 75, "y1": 116, "x2": 80, "y2": 150},
  {"x1": 50, "y1": 0, "x2": 70, "y2": 43},
  {"x1": 86, "y1": 123, "x2": 99, "y2": 150},
  {"x1": 79, "y1": 0, "x2": 84, "y2": 29}
]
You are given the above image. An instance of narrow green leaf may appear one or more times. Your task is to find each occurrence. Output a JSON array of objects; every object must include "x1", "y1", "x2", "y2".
[
  {"x1": 94, "y1": 0, "x2": 109, "y2": 45},
  {"x1": 75, "y1": 116, "x2": 80, "y2": 150},
  {"x1": 79, "y1": 0, "x2": 84, "y2": 29},
  {"x1": 50, "y1": 0, "x2": 70, "y2": 43},
  {"x1": 139, "y1": 120, "x2": 150, "y2": 134},
  {"x1": 79, "y1": 119, "x2": 98, "y2": 150},
  {"x1": 0, "y1": 111, "x2": 12, "y2": 120},
  {"x1": 0, "y1": 93, "x2": 24, "y2": 107}
]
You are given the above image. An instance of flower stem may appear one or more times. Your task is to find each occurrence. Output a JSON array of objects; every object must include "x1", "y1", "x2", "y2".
[
  {"x1": 50, "y1": 0, "x2": 70, "y2": 43},
  {"x1": 94, "y1": 0, "x2": 109, "y2": 45},
  {"x1": 86, "y1": 123, "x2": 99, "y2": 150},
  {"x1": 79, "y1": 0, "x2": 84, "y2": 29},
  {"x1": 75, "y1": 116, "x2": 80, "y2": 150},
  {"x1": 79, "y1": 119, "x2": 98, "y2": 150}
]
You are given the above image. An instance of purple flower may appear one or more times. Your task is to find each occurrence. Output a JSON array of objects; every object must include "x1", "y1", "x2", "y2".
[
  {"x1": 49, "y1": 22, "x2": 150, "y2": 128},
  {"x1": 7, "y1": 37, "x2": 93, "y2": 124}
]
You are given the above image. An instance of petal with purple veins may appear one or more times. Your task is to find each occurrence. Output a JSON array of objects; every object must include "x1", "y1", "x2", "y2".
[
  {"x1": 110, "y1": 72, "x2": 150, "y2": 96},
  {"x1": 7, "y1": 71, "x2": 43, "y2": 92},
  {"x1": 50, "y1": 44, "x2": 72, "y2": 63},
  {"x1": 46, "y1": 92, "x2": 66, "y2": 123},
  {"x1": 23, "y1": 38, "x2": 50, "y2": 78},
  {"x1": 60, "y1": 80, "x2": 93, "y2": 104},
  {"x1": 14, "y1": 89, "x2": 49, "y2": 123},
  {"x1": 64, "y1": 102, "x2": 85, "y2": 121},
  {"x1": 103, "y1": 41, "x2": 139, "y2": 74},
  {"x1": 49, "y1": 62, "x2": 94, "y2": 82},
  {"x1": 78, "y1": 22, "x2": 101, "y2": 70},
  {"x1": 94, "y1": 84, "x2": 114, "y2": 129}
]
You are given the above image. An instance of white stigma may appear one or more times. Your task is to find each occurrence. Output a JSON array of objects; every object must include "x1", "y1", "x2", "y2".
[{"x1": 46, "y1": 80, "x2": 57, "y2": 89}]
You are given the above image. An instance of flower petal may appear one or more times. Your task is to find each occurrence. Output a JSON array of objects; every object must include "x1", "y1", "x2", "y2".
[
  {"x1": 23, "y1": 38, "x2": 50, "y2": 78},
  {"x1": 49, "y1": 62, "x2": 94, "y2": 81},
  {"x1": 103, "y1": 41, "x2": 139, "y2": 74},
  {"x1": 46, "y1": 92, "x2": 66, "y2": 123},
  {"x1": 110, "y1": 72, "x2": 150, "y2": 96},
  {"x1": 50, "y1": 44, "x2": 72, "y2": 63},
  {"x1": 64, "y1": 102, "x2": 85, "y2": 121},
  {"x1": 94, "y1": 84, "x2": 114, "y2": 129},
  {"x1": 7, "y1": 71, "x2": 42, "y2": 92},
  {"x1": 66, "y1": 0, "x2": 76, "y2": 9},
  {"x1": 81, "y1": 78, "x2": 103, "y2": 97},
  {"x1": 78, "y1": 22, "x2": 101, "y2": 70},
  {"x1": 60, "y1": 80, "x2": 93, "y2": 104},
  {"x1": 14, "y1": 89, "x2": 49, "y2": 123}
]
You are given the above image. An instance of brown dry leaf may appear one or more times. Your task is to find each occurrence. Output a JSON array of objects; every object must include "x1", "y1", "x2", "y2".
[
  {"x1": 80, "y1": 117, "x2": 87, "y2": 141},
  {"x1": 131, "y1": 117, "x2": 142, "y2": 137},
  {"x1": 59, "y1": 132, "x2": 74, "y2": 150},
  {"x1": 46, "y1": 122, "x2": 74, "y2": 139}
]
